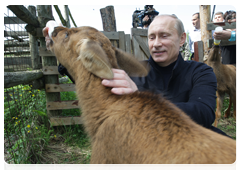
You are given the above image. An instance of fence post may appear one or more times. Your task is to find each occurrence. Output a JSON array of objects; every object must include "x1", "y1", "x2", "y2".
[
  {"x1": 199, "y1": 5, "x2": 212, "y2": 61},
  {"x1": 28, "y1": 6, "x2": 40, "y2": 69},
  {"x1": 37, "y1": 5, "x2": 61, "y2": 118},
  {"x1": 100, "y1": 6, "x2": 117, "y2": 32}
]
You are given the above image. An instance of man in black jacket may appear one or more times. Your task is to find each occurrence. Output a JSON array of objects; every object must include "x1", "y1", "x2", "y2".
[{"x1": 102, "y1": 14, "x2": 228, "y2": 136}]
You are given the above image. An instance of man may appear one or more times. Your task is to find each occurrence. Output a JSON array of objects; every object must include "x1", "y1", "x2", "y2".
[
  {"x1": 140, "y1": 5, "x2": 159, "y2": 29},
  {"x1": 214, "y1": 11, "x2": 224, "y2": 22},
  {"x1": 188, "y1": 12, "x2": 201, "y2": 60},
  {"x1": 213, "y1": 10, "x2": 236, "y2": 64},
  {"x1": 211, "y1": 11, "x2": 224, "y2": 47},
  {"x1": 102, "y1": 14, "x2": 228, "y2": 137}
]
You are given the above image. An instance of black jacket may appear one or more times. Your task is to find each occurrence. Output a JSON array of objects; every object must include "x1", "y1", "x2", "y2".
[{"x1": 131, "y1": 53, "x2": 228, "y2": 136}]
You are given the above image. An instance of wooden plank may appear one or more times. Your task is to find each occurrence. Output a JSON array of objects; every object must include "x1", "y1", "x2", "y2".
[
  {"x1": 47, "y1": 100, "x2": 79, "y2": 110},
  {"x1": 7, "y1": 5, "x2": 40, "y2": 27},
  {"x1": 36, "y1": 27, "x2": 45, "y2": 37},
  {"x1": 4, "y1": 70, "x2": 43, "y2": 88},
  {"x1": 4, "y1": 51, "x2": 30, "y2": 56},
  {"x1": 50, "y1": 116, "x2": 82, "y2": 126},
  {"x1": 207, "y1": 39, "x2": 236, "y2": 48},
  {"x1": 4, "y1": 41, "x2": 29, "y2": 48},
  {"x1": 4, "y1": 31, "x2": 29, "y2": 37},
  {"x1": 198, "y1": 41, "x2": 204, "y2": 63},
  {"x1": 132, "y1": 36, "x2": 145, "y2": 61},
  {"x1": 4, "y1": 30, "x2": 25, "y2": 42},
  {"x1": 193, "y1": 41, "x2": 204, "y2": 62},
  {"x1": 4, "y1": 17, "x2": 26, "y2": 25},
  {"x1": 101, "y1": 31, "x2": 119, "y2": 40},
  {"x1": 134, "y1": 35, "x2": 150, "y2": 57},
  {"x1": 207, "y1": 22, "x2": 236, "y2": 31},
  {"x1": 39, "y1": 47, "x2": 55, "y2": 56},
  {"x1": 42, "y1": 66, "x2": 59, "y2": 75},
  {"x1": 46, "y1": 83, "x2": 76, "y2": 92},
  {"x1": 125, "y1": 34, "x2": 132, "y2": 54},
  {"x1": 131, "y1": 28, "x2": 148, "y2": 37},
  {"x1": 193, "y1": 41, "x2": 199, "y2": 62},
  {"x1": 118, "y1": 31, "x2": 125, "y2": 51}
]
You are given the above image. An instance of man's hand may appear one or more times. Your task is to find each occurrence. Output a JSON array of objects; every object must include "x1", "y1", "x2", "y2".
[
  {"x1": 213, "y1": 30, "x2": 232, "y2": 40},
  {"x1": 102, "y1": 68, "x2": 138, "y2": 95},
  {"x1": 142, "y1": 15, "x2": 150, "y2": 28}
]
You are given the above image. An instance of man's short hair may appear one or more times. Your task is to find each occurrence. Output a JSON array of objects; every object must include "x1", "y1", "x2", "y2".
[
  {"x1": 152, "y1": 14, "x2": 185, "y2": 37},
  {"x1": 214, "y1": 11, "x2": 224, "y2": 17},
  {"x1": 192, "y1": 12, "x2": 200, "y2": 19}
]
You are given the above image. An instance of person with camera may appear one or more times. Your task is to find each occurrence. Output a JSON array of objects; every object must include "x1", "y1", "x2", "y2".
[
  {"x1": 140, "y1": 5, "x2": 159, "y2": 29},
  {"x1": 102, "y1": 14, "x2": 229, "y2": 137},
  {"x1": 142, "y1": 15, "x2": 151, "y2": 29}
]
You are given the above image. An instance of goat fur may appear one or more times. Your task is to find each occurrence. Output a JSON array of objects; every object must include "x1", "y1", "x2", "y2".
[
  {"x1": 49, "y1": 26, "x2": 236, "y2": 164},
  {"x1": 206, "y1": 46, "x2": 236, "y2": 127}
]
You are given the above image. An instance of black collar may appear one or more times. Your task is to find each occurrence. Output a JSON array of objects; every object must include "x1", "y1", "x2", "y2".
[{"x1": 148, "y1": 52, "x2": 184, "y2": 76}]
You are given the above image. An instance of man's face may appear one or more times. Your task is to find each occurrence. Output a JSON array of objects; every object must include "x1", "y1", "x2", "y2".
[
  {"x1": 148, "y1": 16, "x2": 186, "y2": 67},
  {"x1": 192, "y1": 14, "x2": 200, "y2": 29},
  {"x1": 214, "y1": 14, "x2": 224, "y2": 22}
]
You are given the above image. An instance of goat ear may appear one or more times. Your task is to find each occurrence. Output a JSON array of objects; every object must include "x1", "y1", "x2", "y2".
[
  {"x1": 114, "y1": 48, "x2": 149, "y2": 77},
  {"x1": 77, "y1": 39, "x2": 114, "y2": 79}
]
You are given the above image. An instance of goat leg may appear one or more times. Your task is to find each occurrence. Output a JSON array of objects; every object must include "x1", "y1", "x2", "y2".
[
  {"x1": 214, "y1": 92, "x2": 223, "y2": 127},
  {"x1": 224, "y1": 96, "x2": 232, "y2": 118}
]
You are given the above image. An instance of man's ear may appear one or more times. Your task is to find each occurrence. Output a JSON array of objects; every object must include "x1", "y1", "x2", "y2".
[
  {"x1": 77, "y1": 39, "x2": 113, "y2": 79},
  {"x1": 180, "y1": 32, "x2": 186, "y2": 47}
]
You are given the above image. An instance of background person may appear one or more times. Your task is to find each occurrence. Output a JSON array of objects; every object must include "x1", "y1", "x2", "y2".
[
  {"x1": 213, "y1": 10, "x2": 236, "y2": 64},
  {"x1": 213, "y1": 11, "x2": 224, "y2": 22},
  {"x1": 188, "y1": 12, "x2": 201, "y2": 60}
]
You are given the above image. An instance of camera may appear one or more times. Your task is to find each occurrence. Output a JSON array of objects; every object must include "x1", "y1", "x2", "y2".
[{"x1": 132, "y1": 5, "x2": 159, "y2": 28}]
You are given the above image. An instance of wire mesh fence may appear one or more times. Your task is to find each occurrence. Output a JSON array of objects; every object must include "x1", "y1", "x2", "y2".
[
  {"x1": 4, "y1": 6, "x2": 49, "y2": 163},
  {"x1": 5, "y1": 7, "x2": 32, "y2": 72}
]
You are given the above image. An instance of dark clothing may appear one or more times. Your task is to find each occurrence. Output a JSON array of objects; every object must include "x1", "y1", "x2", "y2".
[
  {"x1": 58, "y1": 63, "x2": 75, "y2": 84},
  {"x1": 212, "y1": 30, "x2": 236, "y2": 65},
  {"x1": 191, "y1": 53, "x2": 194, "y2": 60},
  {"x1": 220, "y1": 45, "x2": 236, "y2": 64},
  {"x1": 131, "y1": 53, "x2": 228, "y2": 137}
]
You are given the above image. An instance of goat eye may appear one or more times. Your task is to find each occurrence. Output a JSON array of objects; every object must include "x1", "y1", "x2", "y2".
[{"x1": 65, "y1": 32, "x2": 69, "y2": 38}]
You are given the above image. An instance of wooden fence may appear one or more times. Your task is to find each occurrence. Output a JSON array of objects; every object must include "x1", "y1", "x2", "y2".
[
  {"x1": 39, "y1": 30, "x2": 141, "y2": 126},
  {"x1": 4, "y1": 5, "x2": 151, "y2": 127}
]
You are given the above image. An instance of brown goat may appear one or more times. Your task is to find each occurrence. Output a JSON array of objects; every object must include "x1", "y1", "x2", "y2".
[
  {"x1": 206, "y1": 46, "x2": 236, "y2": 127},
  {"x1": 49, "y1": 26, "x2": 236, "y2": 164}
]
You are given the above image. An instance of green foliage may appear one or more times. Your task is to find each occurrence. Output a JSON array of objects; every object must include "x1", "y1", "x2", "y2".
[
  {"x1": 4, "y1": 78, "x2": 90, "y2": 164},
  {"x1": 216, "y1": 97, "x2": 236, "y2": 139}
]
